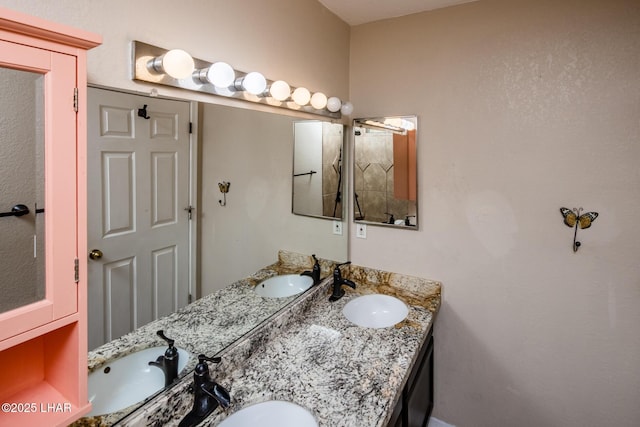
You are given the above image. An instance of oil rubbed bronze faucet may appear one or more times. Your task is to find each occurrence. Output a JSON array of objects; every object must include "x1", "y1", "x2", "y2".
[
  {"x1": 329, "y1": 261, "x2": 356, "y2": 301},
  {"x1": 179, "y1": 354, "x2": 230, "y2": 427},
  {"x1": 300, "y1": 254, "x2": 322, "y2": 285},
  {"x1": 148, "y1": 330, "x2": 180, "y2": 387}
]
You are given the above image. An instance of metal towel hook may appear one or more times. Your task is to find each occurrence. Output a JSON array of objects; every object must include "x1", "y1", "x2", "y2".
[
  {"x1": 138, "y1": 104, "x2": 150, "y2": 119},
  {"x1": 560, "y1": 207, "x2": 599, "y2": 252},
  {"x1": 218, "y1": 181, "x2": 230, "y2": 206}
]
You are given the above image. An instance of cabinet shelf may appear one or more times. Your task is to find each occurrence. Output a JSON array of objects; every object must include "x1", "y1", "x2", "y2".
[
  {"x1": 0, "y1": 322, "x2": 89, "y2": 427},
  {"x1": 0, "y1": 380, "x2": 91, "y2": 426}
]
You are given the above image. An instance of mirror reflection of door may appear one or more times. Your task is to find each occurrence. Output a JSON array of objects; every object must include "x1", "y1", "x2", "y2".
[
  {"x1": 87, "y1": 88, "x2": 192, "y2": 350},
  {"x1": 292, "y1": 121, "x2": 344, "y2": 219},
  {"x1": 353, "y1": 116, "x2": 418, "y2": 228},
  {"x1": 0, "y1": 67, "x2": 45, "y2": 314}
]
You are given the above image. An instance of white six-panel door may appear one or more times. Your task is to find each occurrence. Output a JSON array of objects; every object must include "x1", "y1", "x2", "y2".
[{"x1": 87, "y1": 88, "x2": 191, "y2": 350}]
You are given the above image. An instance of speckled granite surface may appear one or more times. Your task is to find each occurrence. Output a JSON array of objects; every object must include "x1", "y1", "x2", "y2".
[
  {"x1": 73, "y1": 251, "x2": 336, "y2": 427},
  {"x1": 114, "y1": 263, "x2": 442, "y2": 427}
]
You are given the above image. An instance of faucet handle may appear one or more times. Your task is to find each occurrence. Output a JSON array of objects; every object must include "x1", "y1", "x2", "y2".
[
  {"x1": 157, "y1": 330, "x2": 179, "y2": 359},
  {"x1": 335, "y1": 261, "x2": 351, "y2": 270},
  {"x1": 157, "y1": 330, "x2": 175, "y2": 347},
  {"x1": 195, "y1": 354, "x2": 222, "y2": 376},
  {"x1": 333, "y1": 261, "x2": 351, "y2": 278},
  {"x1": 198, "y1": 354, "x2": 222, "y2": 364}
]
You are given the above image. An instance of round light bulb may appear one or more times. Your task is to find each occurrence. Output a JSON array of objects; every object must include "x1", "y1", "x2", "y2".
[
  {"x1": 292, "y1": 87, "x2": 311, "y2": 106},
  {"x1": 327, "y1": 97, "x2": 342, "y2": 112},
  {"x1": 241, "y1": 72, "x2": 267, "y2": 95},
  {"x1": 269, "y1": 80, "x2": 291, "y2": 101},
  {"x1": 207, "y1": 62, "x2": 235, "y2": 87},
  {"x1": 340, "y1": 101, "x2": 354, "y2": 116},
  {"x1": 161, "y1": 49, "x2": 195, "y2": 79},
  {"x1": 310, "y1": 92, "x2": 328, "y2": 110}
]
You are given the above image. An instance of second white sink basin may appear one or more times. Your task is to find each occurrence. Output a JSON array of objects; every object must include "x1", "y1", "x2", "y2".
[
  {"x1": 87, "y1": 346, "x2": 190, "y2": 416},
  {"x1": 343, "y1": 294, "x2": 409, "y2": 328},
  {"x1": 218, "y1": 401, "x2": 318, "y2": 427},
  {"x1": 255, "y1": 274, "x2": 314, "y2": 298}
]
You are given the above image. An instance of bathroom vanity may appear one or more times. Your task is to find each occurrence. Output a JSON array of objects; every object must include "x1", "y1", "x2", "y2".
[
  {"x1": 77, "y1": 251, "x2": 336, "y2": 425},
  {"x1": 77, "y1": 251, "x2": 441, "y2": 427}
]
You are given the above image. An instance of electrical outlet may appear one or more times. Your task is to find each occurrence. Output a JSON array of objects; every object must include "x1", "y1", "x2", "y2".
[
  {"x1": 356, "y1": 223, "x2": 367, "y2": 239},
  {"x1": 333, "y1": 220, "x2": 343, "y2": 235}
]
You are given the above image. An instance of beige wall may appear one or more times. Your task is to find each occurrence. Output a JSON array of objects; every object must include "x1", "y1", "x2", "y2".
[
  {"x1": 350, "y1": 0, "x2": 640, "y2": 426},
  {"x1": 0, "y1": 0, "x2": 350, "y2": 107},
  {"x1": 200, "y1": 104, "x2": 348, "y2": 294}
]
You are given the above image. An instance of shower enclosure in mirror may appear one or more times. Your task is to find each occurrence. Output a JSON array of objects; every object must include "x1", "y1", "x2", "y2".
[
  {"x1": 292, "y1": 121, "x2": 345, "y2": 220},
  {"x1": 353, "y1": 116, "x2": 418, "y2": 229},
  {"x1": 0, "y1": 66, "x2": 45, "y2": 314}
]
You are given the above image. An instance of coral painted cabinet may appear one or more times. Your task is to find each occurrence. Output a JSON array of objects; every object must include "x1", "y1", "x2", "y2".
[{"x1": 0, "y1": 7, "x2": 100, "y2": 427}]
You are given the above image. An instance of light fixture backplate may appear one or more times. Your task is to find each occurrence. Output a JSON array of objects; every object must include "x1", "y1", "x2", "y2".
[{"x1": 132, "y1": 40, "x2": 341, "y2": 119}]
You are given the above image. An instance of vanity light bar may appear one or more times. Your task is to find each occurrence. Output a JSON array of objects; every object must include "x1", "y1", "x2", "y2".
[
  {"x1": 354, "y1": 118, "x2": 407, "y2": 135},
  {"x1": 132, "y1": 41, "x2": 353, "y2": 119}
]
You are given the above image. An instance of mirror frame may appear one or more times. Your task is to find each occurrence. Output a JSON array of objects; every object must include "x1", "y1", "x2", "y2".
[{"x1": 352, "y1": 115, "x2": 418, "y2": 230}]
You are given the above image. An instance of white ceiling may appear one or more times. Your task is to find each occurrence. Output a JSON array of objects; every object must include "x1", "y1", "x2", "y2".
[{"x1": 318, "y1": 0, "x2": 478, "y2": 26}]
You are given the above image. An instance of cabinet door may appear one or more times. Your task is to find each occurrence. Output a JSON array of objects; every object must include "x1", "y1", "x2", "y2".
[
  {"x1": 0, "y1": 39, "x2": 77, "y2": 342},
  {"x1": 406, "y1": 334, "x2": 434, "y2": 427}
]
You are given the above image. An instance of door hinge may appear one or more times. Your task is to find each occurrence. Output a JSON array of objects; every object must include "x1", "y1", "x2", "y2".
[
  {"x1": 184, "y1": 205, "x2": 194, "y2": 220},
  {"x1": 74, "y1": 258, "x2": 79, "y2": 283},
  {"x1": 189, "y1": 122, "x2": 193, "y2": 134},
  {"x1": 73, "y1": 87, "x2": 79, "y2": 113},
  {"x1": 188, "y1": 294, "x2": 193, "y2": 304}
]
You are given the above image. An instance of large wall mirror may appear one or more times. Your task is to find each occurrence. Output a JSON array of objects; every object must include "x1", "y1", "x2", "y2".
[
  {"x1": 353, "y1": 116, "x2": 418, "y2": 229},
  {"x1": 82, "y1": 87, "x2": 349, "y2": 422},
  {"x1": 0, "y1": 66, "x2": 45, "y2": 314},
  {"x1": 292, "y1": 121, "x2": 344, "y2": 220}
]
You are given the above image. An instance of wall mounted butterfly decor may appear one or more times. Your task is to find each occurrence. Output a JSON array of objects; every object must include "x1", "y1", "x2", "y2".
[{"x1": 560, "y1": 207, "x2": 598, "y2": 252}]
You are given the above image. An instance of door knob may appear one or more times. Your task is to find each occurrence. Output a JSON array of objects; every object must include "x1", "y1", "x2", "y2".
[{"x1": 89, "y1": 249, "x2": 103, "y2": 260}]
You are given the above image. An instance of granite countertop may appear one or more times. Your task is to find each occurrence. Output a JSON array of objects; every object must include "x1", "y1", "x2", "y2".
[
  {"x1": 76, "y1": 251, "x2": 335, "y2": 427},
  {"x1": 117, "y1": 263, "x2": 442, "y2": 427}
]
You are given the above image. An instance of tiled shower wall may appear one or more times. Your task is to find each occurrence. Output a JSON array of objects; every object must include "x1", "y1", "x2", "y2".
[
  {"x1": 354, "y1": 129, "x2": 410, "y2": 224},
  {"x1": 322, "y1": 122, "x2": 343, "y2": 218}
]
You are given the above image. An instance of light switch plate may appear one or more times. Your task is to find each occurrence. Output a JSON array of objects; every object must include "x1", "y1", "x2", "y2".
[
  {"x1": 356, "y1": 223, "x2": 367, "y2": 239},
  {"x1": 333, "y1": 220, "x2": 343, "y2": 235}
]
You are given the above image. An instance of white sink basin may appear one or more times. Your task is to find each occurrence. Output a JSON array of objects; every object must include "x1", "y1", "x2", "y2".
[
  {"x1": 255, "y1": 274, "x2": 314, "y2": 298},
  {"x1": 87, "y1": 346, "x2": 190, "y2": 416},
  {"x1": 218, "y1": 401, "x2": 318, "y2": 427},
  {"x1": 342, "y1": 294, "x2": 409, "y2": 328}
]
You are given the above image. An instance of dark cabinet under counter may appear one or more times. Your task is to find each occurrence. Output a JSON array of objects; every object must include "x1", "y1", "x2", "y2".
[{"x1": 388, "y1": 326, "x2": 435, "y2": 427}]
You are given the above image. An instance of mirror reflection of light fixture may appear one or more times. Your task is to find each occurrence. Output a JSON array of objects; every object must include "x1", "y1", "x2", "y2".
[
  {"x1": 292, "y1": 87, "x2": 311, "y2": 106},
  {"x1": 267, "y1": 80, "x2": 291, "y2": 101},
  {"x1": 340, "y1": 102, "x2": 354, "y2": 116},
  {"x1": 310, "y1": 92, "x2": 328, "y2": 110},
  {"x1": 133, "y1": 41, "x2": 352, "y2": 118},
  {"x1": 384, "y1": 117, "x2": 416, "y2": 131},
  {"x1": 234, "y1": 71, "x2": 267, "y2": 95},
  {"x1": 327, "y1": 96, "x2": 342, "y2": 112},
  {"x1": 147, "y1": 49, "x2": 195, "y2": 79},
  {"x1": 195, "y1": 61, "x2": 235, "y2": 87}
]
